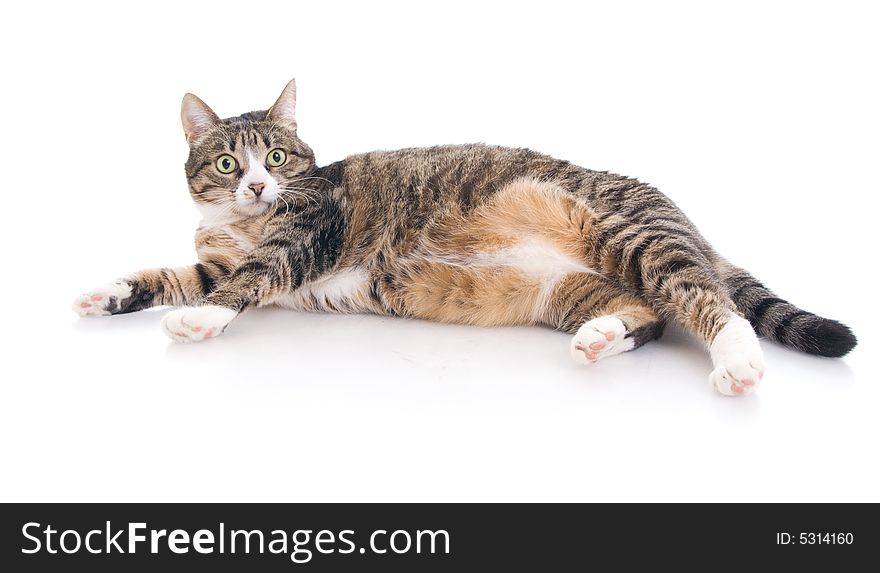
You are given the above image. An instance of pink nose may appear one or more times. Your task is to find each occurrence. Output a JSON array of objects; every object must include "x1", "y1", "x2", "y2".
[{"x1": 248, "y1": 182, "x2": 265, "y2": 196}]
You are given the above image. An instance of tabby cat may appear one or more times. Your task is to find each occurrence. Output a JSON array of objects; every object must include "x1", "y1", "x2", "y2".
[{"x1": 73, "y1": 80, "x2": 857, "y2": 396}]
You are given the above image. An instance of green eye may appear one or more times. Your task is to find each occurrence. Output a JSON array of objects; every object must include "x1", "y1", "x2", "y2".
[
  {"x1": 216, "y1": 154, "x2": 237, "y2": 174},
  {"x1": 267, "y1": 148, "x2": 287, "y2": 167}
]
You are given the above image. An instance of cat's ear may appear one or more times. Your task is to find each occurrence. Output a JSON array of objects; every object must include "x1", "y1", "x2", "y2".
[
  {"x1": 266, "y1": 79, "x2": 297, "y2": 129},
  {"x1": 181, "y1": 93, "x2": 220, "y2": 142}
]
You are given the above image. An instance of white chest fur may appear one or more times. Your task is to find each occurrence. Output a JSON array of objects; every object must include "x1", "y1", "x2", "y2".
[{"x1": 274, "y1": 268, "x2": 370, "y2": 312}]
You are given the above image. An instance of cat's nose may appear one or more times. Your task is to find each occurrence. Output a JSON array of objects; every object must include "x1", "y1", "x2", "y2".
[{"x1": 248, "y1": 182, "x2": 265, "y2": 196}]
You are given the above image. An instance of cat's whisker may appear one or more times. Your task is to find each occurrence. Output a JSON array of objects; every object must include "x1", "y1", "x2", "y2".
[
  {"x1": 277, "y1": 188, "x2": 318, "y2": 195},
  {"x1": 277, "y1": 189, "x2": 319, "y2": 207},
  {"x1": 279, "y1": 187, "x2": 315, "y2": 199},
  {"x1": 289, "y1": 175, "x2": 335, "y2": 187},
  {"x1": 277, "y1": 186, "x2": 320, "y2": 197},
  {"x1": 278, "y1": 186, "x2": 320, "y2": 195},
  {"x1": 276, "y1": 192, "x2": 292, "y2": 217},
  {"x1": 199, "y1": 200, "x2": 237, "y2": 213},
  {"x1": 194, "y1": 199, "x2": 242, "y2": 221}
]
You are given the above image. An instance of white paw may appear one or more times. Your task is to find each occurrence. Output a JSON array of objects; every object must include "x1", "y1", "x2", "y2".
[
  {"x1": 72, "y1": 281, "x2": 133, "y2": 317},
  {"x1": 160, "y1": 305, "x2": 238, "y2": 343},
  {"x1": 570, "y1": 315, "x2": 634, "y2": 365},
  {"x1": 709, "y1": 313, "x2": 766, "y2": 396}
]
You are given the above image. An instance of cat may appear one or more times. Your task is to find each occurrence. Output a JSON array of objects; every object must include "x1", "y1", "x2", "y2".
[{"x1": 73, "y1": 79, "x2": 857, "y2": 396}]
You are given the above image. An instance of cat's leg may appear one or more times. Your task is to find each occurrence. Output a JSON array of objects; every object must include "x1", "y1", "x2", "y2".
[
  {"x1": 72, "y1": 263, "x2": 224, "y2": 317},
  {"x1": 643, "y1": 260, "x2": 763, "y2": 396},
  {"x1": 160, "y1": 256, "x2": 297, "y2": 343},
  {"x1": 593, "y1": 217, "x2": 765, "y2": 395},
  {"x1": 161, "y1": 202, "x2": 345, "y2": 343},
  {"x1": 541, "y1": 273, "x2": 664, "y2": 364}
]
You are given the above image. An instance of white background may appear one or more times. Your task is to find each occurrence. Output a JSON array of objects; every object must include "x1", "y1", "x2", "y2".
[{"x1": 1, "y1": 1, "x2": 877, "y2": 502}]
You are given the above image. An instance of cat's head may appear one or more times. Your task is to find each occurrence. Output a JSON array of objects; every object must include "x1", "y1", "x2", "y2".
[{"x1": 180, "y1": 79, "x2": 316, "y2": 221}]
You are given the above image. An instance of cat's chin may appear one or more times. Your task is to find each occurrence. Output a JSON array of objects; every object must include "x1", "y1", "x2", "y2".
[{"x1": 235, "y1": 201, "x2": 272, "y2": 217}]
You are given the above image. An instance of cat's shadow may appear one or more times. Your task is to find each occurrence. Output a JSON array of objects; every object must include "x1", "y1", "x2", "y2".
[
  {"x1": 158, "y1": 307, "x2": 856, "y2": 412},
  {"x1": 161, "y1": 307, "x2": 456, "y2": 373},
  {"x1": 72, "y1": 307, "x2": 168, "y2": 333}
]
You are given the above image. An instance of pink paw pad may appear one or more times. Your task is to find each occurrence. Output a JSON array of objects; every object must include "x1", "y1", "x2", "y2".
[
  {"x1": 91, "y1": 295, "x2": 103, "y2": 301},
  {"x1": 206, "y1": 328, "x2": 217, "y2": 337},
  {"x1": 80, "y1": 302, "x2": 92, "y2": 308},
  {"x1": 604, "y1": 332, "x2": 615, "y2": 341},
  {"x1": 191, "y1": 326, "x2": 202, "y2": 333},
  {"x1": 589, "y1": 341, "x2": 606, "y2": 351}
]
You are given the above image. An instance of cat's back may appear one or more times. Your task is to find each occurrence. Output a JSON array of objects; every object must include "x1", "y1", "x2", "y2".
[{"x1": 335, "y1": 143, "x2": 585, "y2": 196}]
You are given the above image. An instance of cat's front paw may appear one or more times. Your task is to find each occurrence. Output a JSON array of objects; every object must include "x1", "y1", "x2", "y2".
[
  {"x1": 161, "y1": 305, "x2": 237, "y2": 343},
  {"x1": 570, "y1": 315, "x2": 635, "y2": 365},
  {"x1": 72, "y1": 281, "x2": 133, "y2": 317}
]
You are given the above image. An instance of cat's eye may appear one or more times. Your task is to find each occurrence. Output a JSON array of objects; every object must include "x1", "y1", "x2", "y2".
[
  {"x1": 266, "y1": 148, "x2": 287, "y2": 167},
  {"x1": 216, "y1": 154, "x2": 237, "y2": 174}
]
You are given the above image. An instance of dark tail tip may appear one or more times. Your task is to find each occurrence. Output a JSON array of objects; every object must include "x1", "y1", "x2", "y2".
[{"x1": 799, "y1": 318, "x2": 858, "y2": 358}]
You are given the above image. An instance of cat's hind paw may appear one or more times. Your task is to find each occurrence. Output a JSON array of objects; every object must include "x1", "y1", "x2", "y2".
[
  {"x1": 72, "y1": 281, "x2": 133, "y2": 317},
  {"x1": 709, "y1": 313, "x2": 765, "y2": 396},
  {"x1": 161, "y1": 305, "x2": 237, "y2": 343},
  {"x1": 570, "y1": 315, "x2": 634, "y2": 365},
  {"x1": 709, "y1": 361, "x2": 764, "y2": 396}
]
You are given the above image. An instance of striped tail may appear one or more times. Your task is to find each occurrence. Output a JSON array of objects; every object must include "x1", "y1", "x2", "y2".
[{"x1": 719, "y1": 264, "x2": 857, "y2": 357}]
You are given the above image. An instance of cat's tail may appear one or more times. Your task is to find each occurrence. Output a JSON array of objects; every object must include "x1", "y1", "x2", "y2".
[{"x1": 718, "y1": 262, "x2": 857, "y2": 357}]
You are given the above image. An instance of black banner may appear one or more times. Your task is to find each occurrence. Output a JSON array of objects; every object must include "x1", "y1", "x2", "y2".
[{"x1": 2, "y1": 504, "x2": 876, "y2": 570}]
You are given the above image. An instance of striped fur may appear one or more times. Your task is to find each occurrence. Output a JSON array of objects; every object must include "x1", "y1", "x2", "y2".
[
  {"x1": 719, "y1": 263, "x2": 855, "y2": 357},
  {"x1": 74, "y1": 80, "x2": 857, "y2": 392}
]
